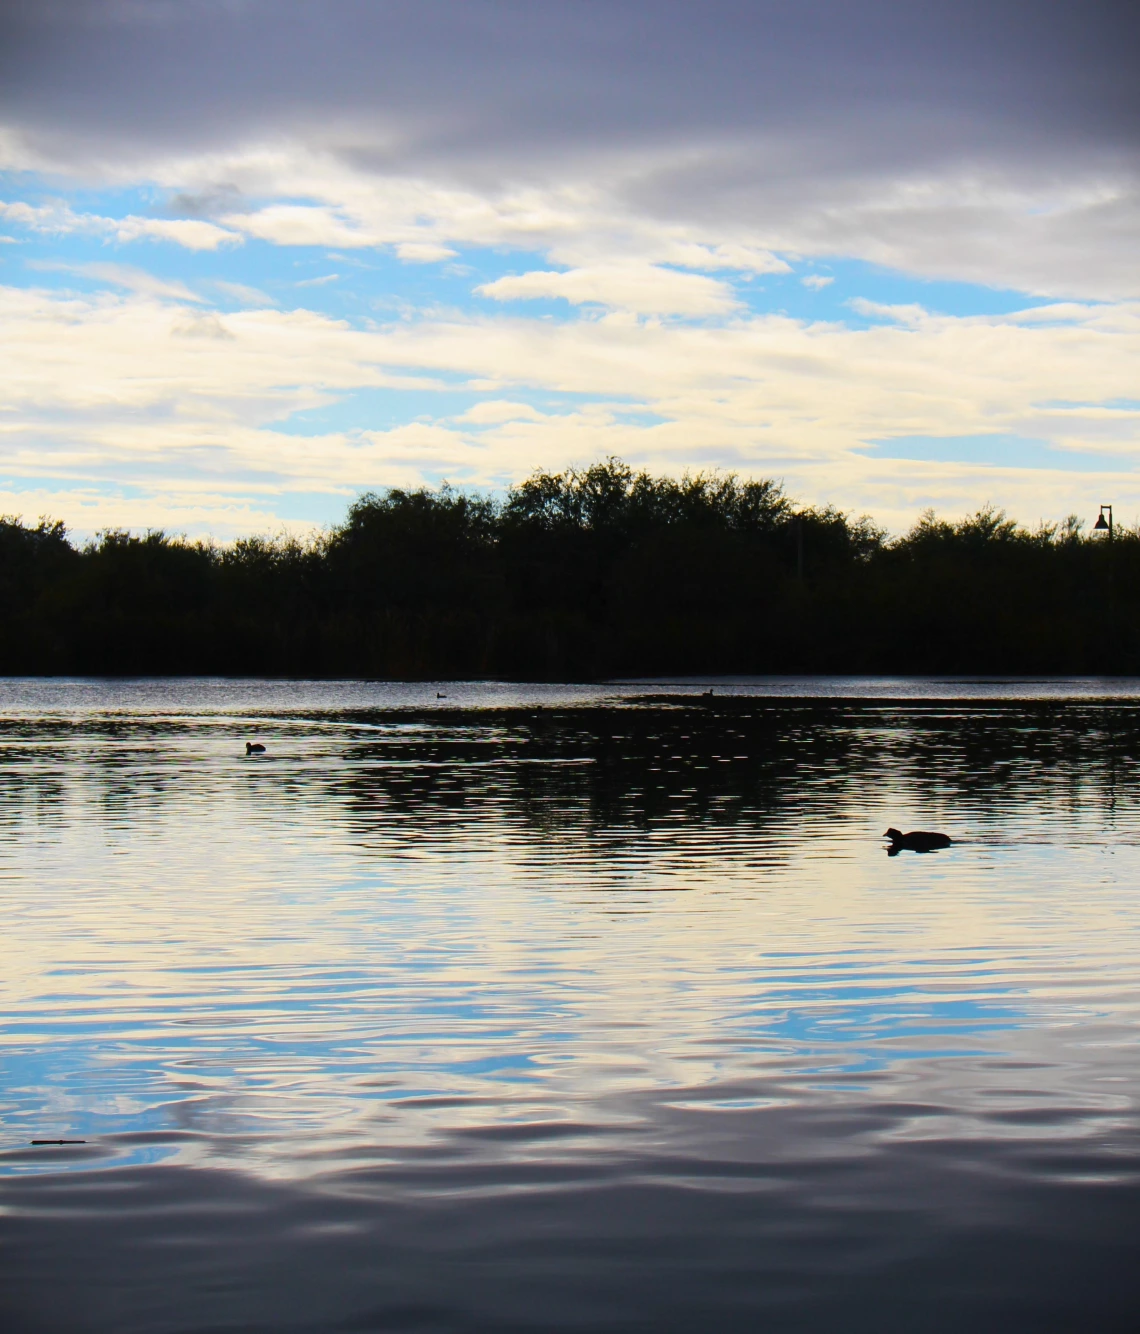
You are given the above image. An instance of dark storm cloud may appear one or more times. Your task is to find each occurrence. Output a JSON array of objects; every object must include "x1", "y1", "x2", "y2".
[
  {"x1": 2, "y1": 0, "x2": 1137, "y2": 173},
  {"x1": 2, "y1": 1, "x2": 1139, "y2": 298}
]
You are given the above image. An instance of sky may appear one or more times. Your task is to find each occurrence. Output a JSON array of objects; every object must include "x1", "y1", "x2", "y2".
[{"x1": 1, "y1": 0, "x2": 1138, "y2": 539}]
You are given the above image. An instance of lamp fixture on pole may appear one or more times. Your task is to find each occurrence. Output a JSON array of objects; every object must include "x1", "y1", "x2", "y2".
[{"x1": 1094, "y1": 504, "x2": 1113, "y2": 536}]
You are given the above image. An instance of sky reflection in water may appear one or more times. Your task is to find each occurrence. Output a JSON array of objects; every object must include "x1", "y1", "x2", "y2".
[{"x1": 1, "y1": 680, "x2": 1140, "y2": 1331}]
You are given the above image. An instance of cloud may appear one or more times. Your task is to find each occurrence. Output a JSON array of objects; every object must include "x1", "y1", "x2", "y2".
[
  {"x1": 111, "y1": 216, "x2": 239, "y2": 250},
  {"x1": 849, "y1": 298, "x2": 928, "y2": 326},
  {"x1": 0, "y1": 484, "x2": 299, "y2": 544},
  {"x1": 1, "y1": 2, "x2": 1138, "y2": 298},
  {"x1": 28, "y1": 260, "x2": 203, "y2": 302},
  {"x1": 0, "y1": 200, "x2": 83, "y2": 231},
  {"x1": 1, "y1": 199, "x2": 239, "y2": 250},
  {"x1": 802, "y1": 274, "x2": 833, "y2": 289},
  {"x1": 224, "y1": 205, "x2": 377, "y2": 248},
  {"x1": 4, "y1": 2, "x2": 1135, "y2": 170},
  {"x1": 212, "y1": 280, "x2": 274, "y2": 307},
  {"x1": 477, "y1": 265, "x2": 737, "y2": 316},
  {"x1": 296, "y1": 273, "x2": 340, "y2": 287},
  {"x1": 2, "y1": 277, "x2": 1139, "y2": 536},
  {"x1": 396, "y1": 241, "x2": 458, "y2": 263},
  {"x1": 458, "y1": 400, "x2": 547, "y2": 425},
  {"x1": 215, "y1": 178, "x2": 598, "y2": 258},
  {"x1": 653, "y1": 242, "x2": 790, "y2": 275},
  {"x1": 15, "y1": 138, "x2": 1130, "y2": 302},
  {"x1": 171, "y1": 311, "x2": 235, "y2": 339}
]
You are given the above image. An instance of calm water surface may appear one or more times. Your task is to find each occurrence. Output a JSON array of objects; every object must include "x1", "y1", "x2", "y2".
[{"x1": 2, "y1": 679, "x2": 1140, "y2": 1331}]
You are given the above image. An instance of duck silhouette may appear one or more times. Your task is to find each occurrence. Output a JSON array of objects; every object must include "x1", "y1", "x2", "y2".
[
  {"x1": 245, "y1": 742, "x2": 266, "y2": 755},
  {"x1": 884, "y1": 827, "x2": 951, "y2": 855}
]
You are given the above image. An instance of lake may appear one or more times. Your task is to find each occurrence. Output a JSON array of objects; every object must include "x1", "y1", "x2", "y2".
[{"x1": 2, "y1": 678, "x2": 1140, "y2": 1332}]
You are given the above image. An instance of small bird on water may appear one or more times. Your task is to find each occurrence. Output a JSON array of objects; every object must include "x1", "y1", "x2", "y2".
[
  {"x1": 884, "y1": 827, "x2": 951, "y2": 854},
  {"x1": 246, "y1": 742, "x2": 266, "y2": 755}
]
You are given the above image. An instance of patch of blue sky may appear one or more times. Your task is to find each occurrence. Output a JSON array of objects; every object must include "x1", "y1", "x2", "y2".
[
  {"x1": 736, "y1": 257, "x2": 1056, "y2": 325},
  {"x1": 861, "y1": 434, "x2": 1136, "y2": 473}
]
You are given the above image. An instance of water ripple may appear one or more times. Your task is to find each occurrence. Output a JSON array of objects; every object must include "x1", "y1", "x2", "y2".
[{"x1": 2, "y1": 682, "x2": 1140, "y2": 1329}]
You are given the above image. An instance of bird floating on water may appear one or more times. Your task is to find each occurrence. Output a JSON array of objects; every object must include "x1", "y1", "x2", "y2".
[
  {"x1": 884, "y1": 827, "x2": 951, "y2": 854},
  {"x1": 436, "y1": 691, "x2": 447, "y2": 698},
  {"x1": 246, "y1": 742, "x2": 266, "y2": 755}
]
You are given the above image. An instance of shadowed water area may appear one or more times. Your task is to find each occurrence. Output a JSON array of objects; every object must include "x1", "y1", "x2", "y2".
[{"x1": 2, "y1": 678, "x2": 1140, "y2": 1332}]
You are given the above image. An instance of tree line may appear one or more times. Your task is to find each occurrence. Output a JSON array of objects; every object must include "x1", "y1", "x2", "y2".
[{"x1": 2, "y1": 459, "x2": 1137, "y2": 677}]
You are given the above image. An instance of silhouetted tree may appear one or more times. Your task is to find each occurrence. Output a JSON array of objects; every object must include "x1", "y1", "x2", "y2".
[{"x1": 1, "y1": 463, "x2": 1137, "y2": 677}]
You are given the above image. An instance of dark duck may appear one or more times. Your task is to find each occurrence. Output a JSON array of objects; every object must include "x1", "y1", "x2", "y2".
[
  {"x1": 245, "y1": 742, "x2": 266, "y2": 755},
  {"x1": 884, "y1": 827, "x2": 951, "y2": 854}
]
